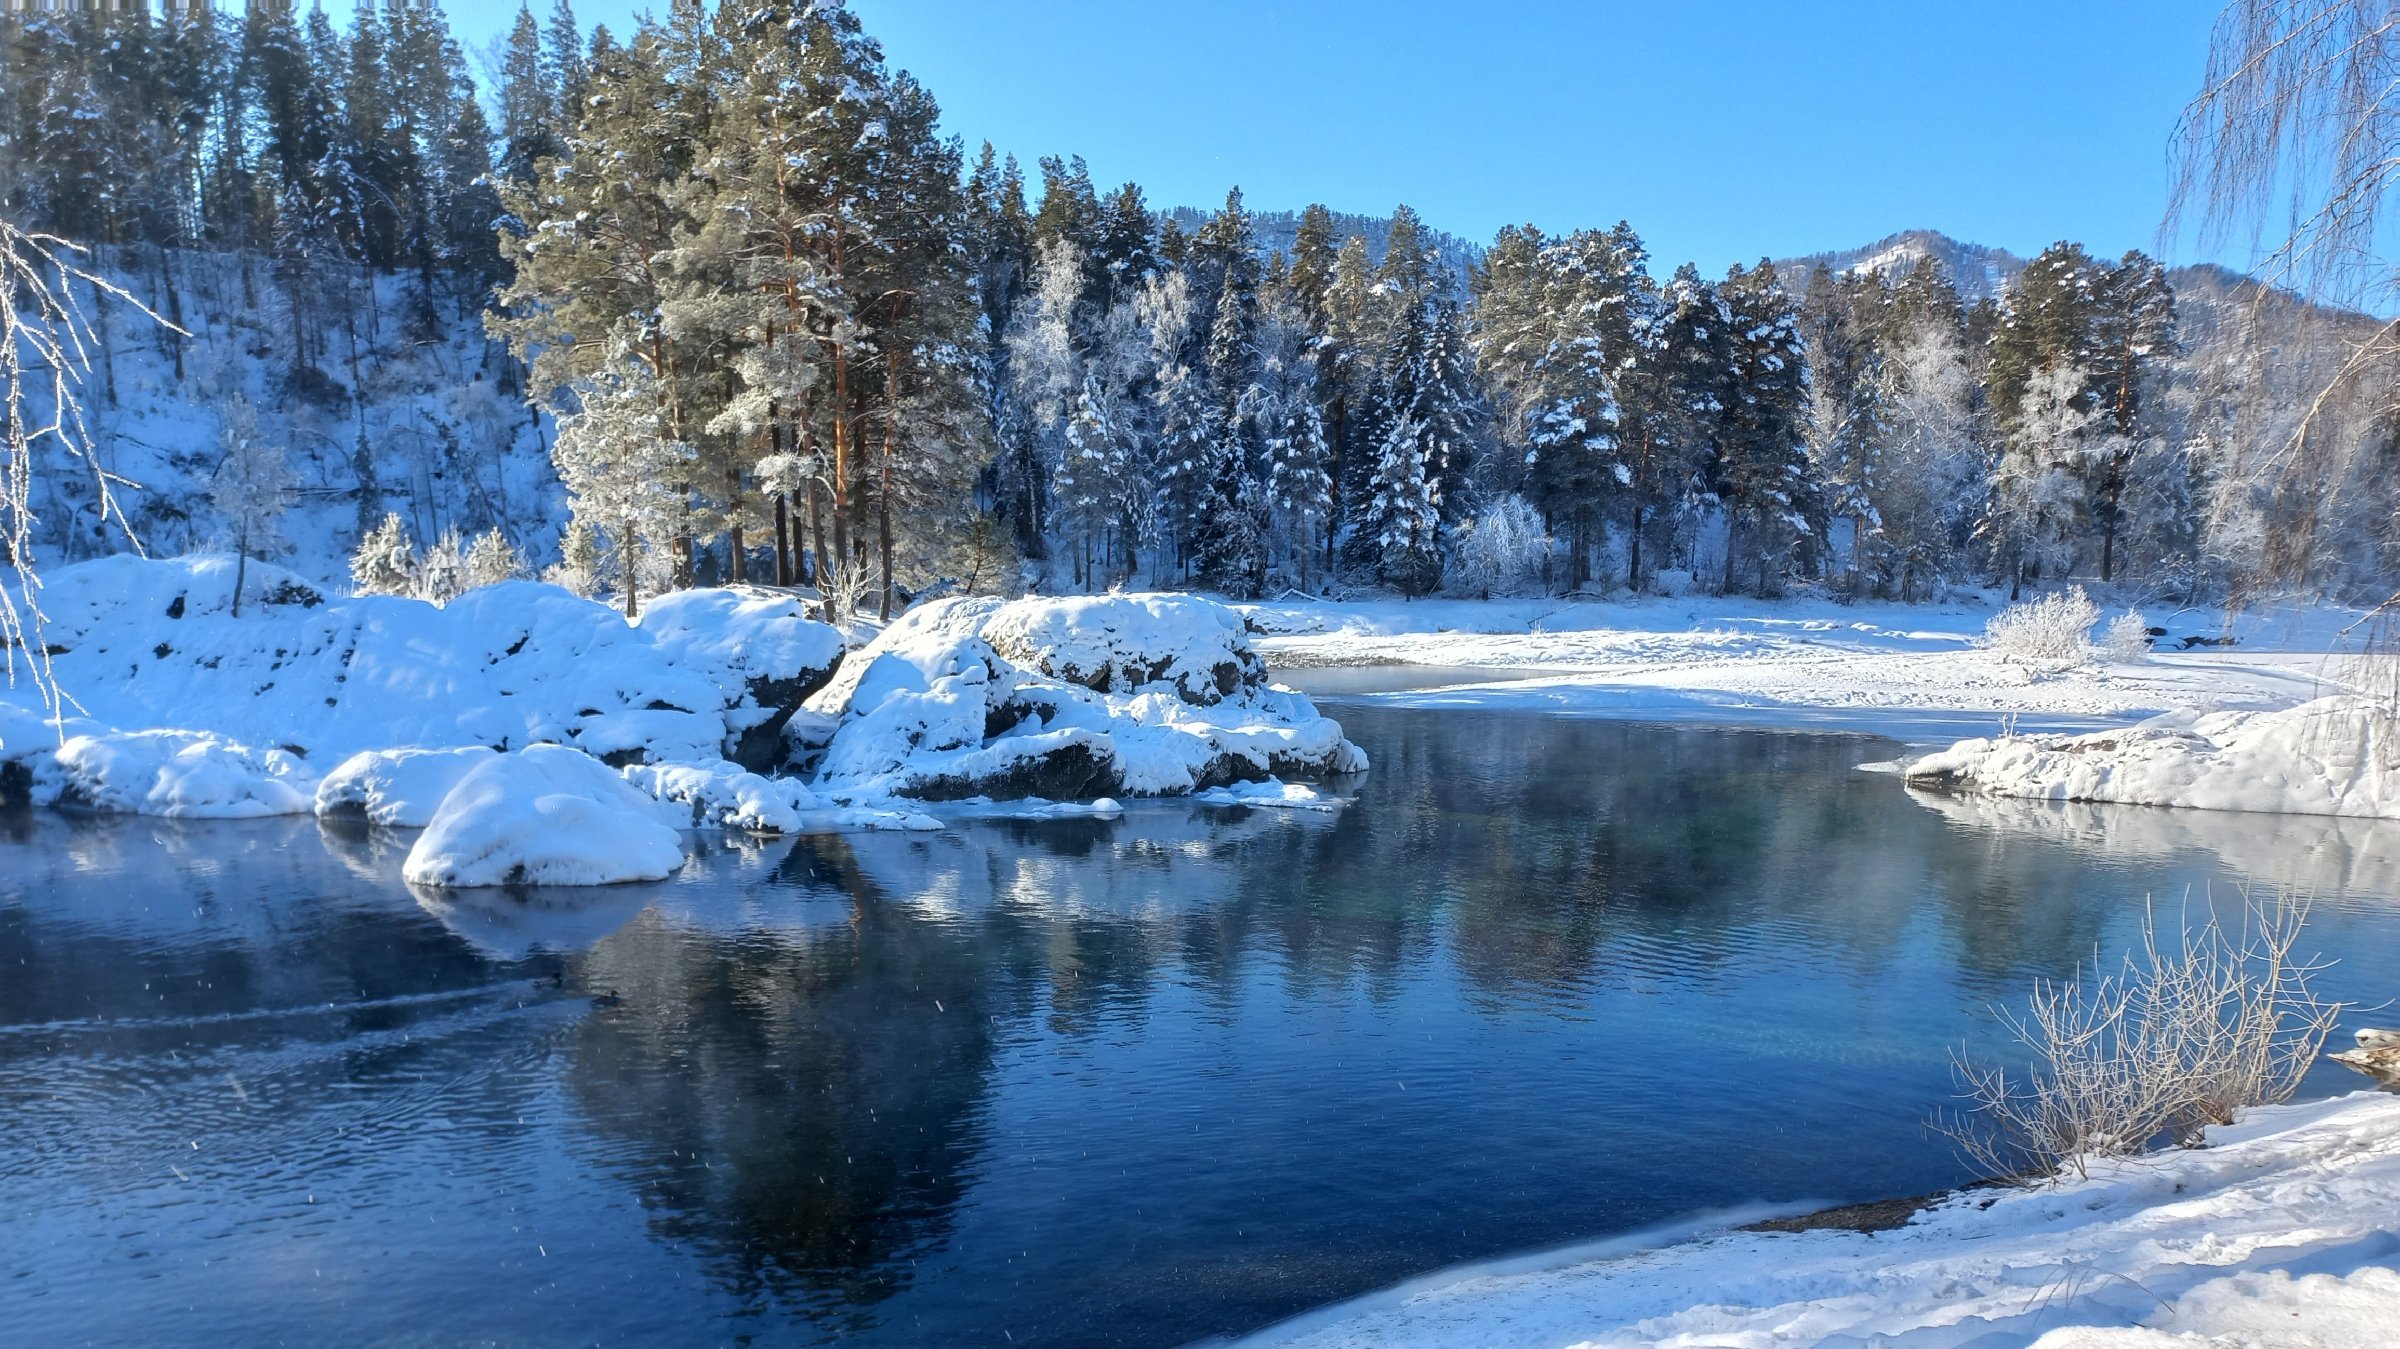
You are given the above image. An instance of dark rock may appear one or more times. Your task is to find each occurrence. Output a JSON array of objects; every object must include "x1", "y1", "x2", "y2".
[{"x1": 898, "y1": 740, "x2": 1120, "y2": 802}]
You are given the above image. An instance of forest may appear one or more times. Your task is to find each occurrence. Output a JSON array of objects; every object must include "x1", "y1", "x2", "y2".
[{"x1": 4, "y1": 0, "x2": 2394, "y2": 618}]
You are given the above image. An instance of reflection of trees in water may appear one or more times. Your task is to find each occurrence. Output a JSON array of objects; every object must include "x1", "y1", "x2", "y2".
[{"x1": 563, "y1": 840, "x2": 1006, "y2": 1330}]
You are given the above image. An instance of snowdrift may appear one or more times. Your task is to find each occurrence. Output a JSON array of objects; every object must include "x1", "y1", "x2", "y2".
[
  {"x1": 802, "y1": 594, "x2": 1367, "y2": 801},
  {"x1": 5, "y1": 555, "x2": 844, "y2": 769},
  {"x1": 1903, "y1": 696, "x2": 2400, "y2": 818}
]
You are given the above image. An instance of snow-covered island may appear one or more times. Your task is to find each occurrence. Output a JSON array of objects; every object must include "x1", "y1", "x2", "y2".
[{"x1": 0, "y1": 556, "x2": 1364, "y2": 887}]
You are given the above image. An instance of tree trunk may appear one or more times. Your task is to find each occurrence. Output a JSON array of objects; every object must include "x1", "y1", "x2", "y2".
[
  {"x1": 232, "y1": 522, "x2": 249, "y2": 619},
  {"x1": 879, "y1": 346, "x2": 901, "y2": 620},
  {"x1": 622, "y1": 521, "x2": 641, "y2": 619},
  {"x1": 774, "y1": 493, "x2": 791, "y2": 587}
]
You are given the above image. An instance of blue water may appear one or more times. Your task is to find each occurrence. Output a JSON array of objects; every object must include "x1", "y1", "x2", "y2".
[{"x1": 3, "y1": 706, "x2": 2397, "y2": 1347}]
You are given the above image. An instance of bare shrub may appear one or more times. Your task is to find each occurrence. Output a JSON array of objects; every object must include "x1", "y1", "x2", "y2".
[
  {"x1": 2102, "y1": 609, "x2": 2154, "y2": 662},
  {"x1": 1942, "y1": 889, "x2": 2344, "y2": 1183},
  {"x1": 1982, "y1": 585, "x2": 2100, "y2": 667},
  {"x1": 1445, "y1": 495, "x2": 1551, "y2": 598}
]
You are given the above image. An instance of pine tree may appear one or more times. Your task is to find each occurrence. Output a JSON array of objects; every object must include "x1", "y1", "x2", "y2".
[
  {"x1": 497, "y1": 7, "x2": 557, "y2": 184},
  {"x1": 551, "y1": 334, "x2": 699, "y2": 617},
  {"x1": 352, "y1": 512, "x2": 419, "y2": 597},
  {"x1": 2085, "y1": 251, "x2": 2179, "y2": 581},
  {"x1": 1711, "y1": 261, "x2": 1814, "y2": 595}
]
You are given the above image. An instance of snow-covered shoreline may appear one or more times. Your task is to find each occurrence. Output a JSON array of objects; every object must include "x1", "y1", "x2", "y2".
[
  {"x1": 1246, "y1": 591, "x2": 2364, "y2": 740},
  {"x1": 0, "y1": 557, "x2": 1364, "y2": 886},
  {"x1": 1231, "y1": 1090, "x2": 2400, "y2": 1348}
]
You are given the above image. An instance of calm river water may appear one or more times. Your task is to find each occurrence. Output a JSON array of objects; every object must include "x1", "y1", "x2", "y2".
[{"x1": 4, "y1": 705, "x2": 2398, "y2": 1347}]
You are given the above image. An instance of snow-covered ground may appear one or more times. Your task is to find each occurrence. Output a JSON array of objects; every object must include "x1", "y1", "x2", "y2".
[
  {"x1": 1247, "y1": 592, "x2": 2368, "y2": 741},
  {"x1": 0, "y1": 557, "x2": 1361, "y2": 886},
  {"x1": 1233, "y1": 1090, "x2": 2400, "y2": 1349}
]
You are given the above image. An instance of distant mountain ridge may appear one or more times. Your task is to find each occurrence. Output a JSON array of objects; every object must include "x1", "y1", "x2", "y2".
[
  {"x1": 1161, "y1": 205, "x2": 1484, "y2": 282},
  {"x1": 1774, "y1": 229, "x2": 2031, "y2": 302}
]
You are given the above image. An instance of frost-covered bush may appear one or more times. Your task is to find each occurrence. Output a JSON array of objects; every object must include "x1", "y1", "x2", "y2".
[
  {"x1": 465, "y1": 529, "x2": 527, "y2": 590},
  {"x1": 1653, "y1": 567, "x2": 1695, "y2": 598},
  {"x1": 2103, "y1": 609, "x2": 2153, "y2": 662},
  {"x1": 544, "y1": 519, "x2": 603, "y2": 599},
  {"x1": 351, "y1": 512, "x2": 418, "y2": 597},
  {"x1": 1445, "y1": 495, "x2": 1550, "y2": 598},
  {"x1": 1942, "y1": 891, "x2": 2342, "y2": 1182},
  {"x1": 416, "y1": 529, "x2": 471, "y2": 604},
  {"x1": 1983, "y1": 585, "x2": 2100, "y2": 666}
]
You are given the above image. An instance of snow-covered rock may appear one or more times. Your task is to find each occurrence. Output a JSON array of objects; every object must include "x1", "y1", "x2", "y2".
[
  {"x1": 620, "y1": 757, "x2": 942, "y2": 834},
  {"x1": 401, "y1": 745, "x2": 687, "y2": 889},
  {"x1": 1904, "y1": 696, "x2": 2400, "y2": 818},
  {"x1": 638, "y1": 586, "x2": 846, "y2": 771},
  {"x1": 10, "y1": 555, "x2": 842, "y2": 767},
  {"x1": 981, "y1": 593, "x2": 1263, "y2": 706},
  {"x1": 1192, "y1": 777, "x2": 1347, "y2": 811},
  {"x1": 807, "y1": 594, "x2": 1365, "y2": 801},
  {"x1": 314, "y1": 747, "x2": 497, "y2": 827},
  {"x1": 48, "y1": 730, "x2": 316, "y2": 818}
]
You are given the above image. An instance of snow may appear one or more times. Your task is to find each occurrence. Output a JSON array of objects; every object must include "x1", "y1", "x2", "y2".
[
  {"x1": 1242, "y1": 591, "x2": 2363, "y2": 738},
  {"x1": 1192, "y1": 777, "x2": 1347, "y2": 811},
  {"x1": 48, "y1": 729, "x2": 315, "y2": 819},
  {"x1": 0, "y1": 560, "x2": 1363, "y2": 872},
  {"x1": 1235, "y1": 1090, "x2": 2400, "y2": 1349},
  {"x1": 1905, "y1": 696, "x2": 2400, "y2": 819},
  {"x1": 400, "y1": 745, "x2": 686, "y2": 889},
  {"x1": 315, "y1": 747, "x2": 497, "y2": 827},
  {"x1": 806, "y1": 593, "x2": 1366, "y2": 801},
  {"x1": 619, "y1": 757, "x2": 937, "y2": 834}
]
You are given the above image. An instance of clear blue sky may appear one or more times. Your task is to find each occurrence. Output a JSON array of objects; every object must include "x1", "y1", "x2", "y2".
[{"x1": 438, "y1": 0, "x2": 2235, "y2": 274}]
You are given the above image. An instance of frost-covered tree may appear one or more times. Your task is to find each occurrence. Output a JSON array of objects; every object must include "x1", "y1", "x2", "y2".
[
  {"x1": 210, "y1": 394, "x2": 295, "y2": 617},
  {"x1": 466, "y1": 528, "x2": 527, "y2": 589},
  {"x1": 552, "y1": 337, "x2": 698, "y2": 617},
  {"x1": 351, "y1": 511, "x2": 418, "y2": 596}
]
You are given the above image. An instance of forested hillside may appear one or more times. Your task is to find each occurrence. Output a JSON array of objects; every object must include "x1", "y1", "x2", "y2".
[{"x1": 4, "y1": 0, "x2": 2393, "y2": 617}]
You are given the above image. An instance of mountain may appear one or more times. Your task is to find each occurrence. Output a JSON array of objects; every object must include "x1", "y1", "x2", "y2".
[
  {"x1": 1162, "y1": 205, "x2": 1484, "y2": 282},
  {"x1": 1774, "y1": 229, "x2": 2030, "y2": 302}
]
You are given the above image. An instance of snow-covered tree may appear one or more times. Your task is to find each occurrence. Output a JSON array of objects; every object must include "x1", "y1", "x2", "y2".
[
  {"x1": 466, "y1": 528, "x2": 527, "y2": 589},
  {"x1": 351, "y1": 512, "x2": 418, "y2": 596},
  {"x1": 552, "y1": 338, "x2": 699, "y2": 617},
  {"x1": 210, "y1": 394, "x2": 295, "y2": 617}
]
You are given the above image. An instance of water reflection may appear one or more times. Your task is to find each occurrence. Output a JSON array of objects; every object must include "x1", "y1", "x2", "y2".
[{"x1": 4, "y1": 708, "x2": 2399, "y2": 1348}]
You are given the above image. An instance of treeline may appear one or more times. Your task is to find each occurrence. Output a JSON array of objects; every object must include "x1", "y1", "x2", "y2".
[{"x1": 4, "y1": 0, "x2": 2393, "y2": 613}]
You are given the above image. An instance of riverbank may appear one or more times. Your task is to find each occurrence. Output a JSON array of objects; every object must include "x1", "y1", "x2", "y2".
[
  {"x1": 1232, "y1": 1089, "x2": 2400, "y2": 1348},
  {"x1": 1247, "y1": 591, "x2": 2368, "y2": 742}
]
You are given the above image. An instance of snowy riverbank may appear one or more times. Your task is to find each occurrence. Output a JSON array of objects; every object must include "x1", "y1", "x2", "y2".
[
  {"x1": 0, "y1": 557, "x2": 1362, "y2": 885},
  {"x1": 1247, "y1": 591, "x2": 2366, "y2": 740},
  {"x1": 1233, "y1": 1090, "x2": 2400, "y2": 1348}
]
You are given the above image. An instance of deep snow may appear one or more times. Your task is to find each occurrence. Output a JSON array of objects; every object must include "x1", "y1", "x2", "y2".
[
  {"x1": 1903, "y1": 697, "x2": 2400, "y2": 819},
  {"x1": 1233, "y1": 1091, "x2": 2400, "y2": 1349},
  {"x1": 1247, "y1": 591, "x2": 2366, "y2": 739},
  {"x1": 0, "y1": 557, "x2": 1362, "y2": 885}
]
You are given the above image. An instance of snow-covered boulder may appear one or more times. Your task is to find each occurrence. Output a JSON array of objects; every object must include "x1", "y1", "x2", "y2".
[
  {"x1": 621, "y1": 757, "x2": 941, "y2": 834},
  {"x1": 47, "y1": 730, "x2": 316, "y2": 818},
  {"x1": 7, "y1": 555, "x2": 844, "y2": 768},
  {"x1": 807, "y1": 594, "x2": 1365, "y2": 802},
  {"x1": 1903, "y1": 696, "x2": 2400, "y2": 818},
  {"x1": 639, "y1": 587, "x2": 846, "y2": 771},
  {"x1": 980, "y1": 593, "x2": 1263, "y2": 706},
  {"x1": 402, "y1": 745, "x2": 687, "y2": 888},
  {"x1": 314, "y1": 747, "x2": 498, "y2": 828}
]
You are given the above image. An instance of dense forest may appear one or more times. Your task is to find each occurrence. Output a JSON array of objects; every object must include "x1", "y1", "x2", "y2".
[{"x1": 3, "y1": 0, "x2": 2394, "y2": 617}]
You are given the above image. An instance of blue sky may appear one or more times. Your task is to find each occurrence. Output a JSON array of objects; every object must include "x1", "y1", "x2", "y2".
[{"x1": 444, "y1": 0, "x2": 2237, "y2": 275}]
